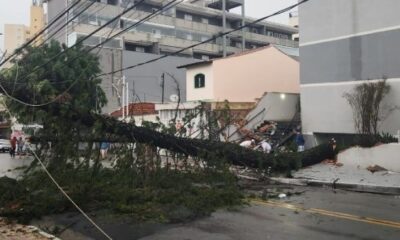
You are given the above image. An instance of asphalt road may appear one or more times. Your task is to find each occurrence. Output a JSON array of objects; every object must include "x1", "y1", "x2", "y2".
[
  {"x1": 32, "y1": 185, "x2": 399, "y2": 240},
  {"x1": 2, "y1": 154, "x2": 400, "y2": 240},
  {"x1": 137, "y1": 187, "x2": 400, "y2": 240}
]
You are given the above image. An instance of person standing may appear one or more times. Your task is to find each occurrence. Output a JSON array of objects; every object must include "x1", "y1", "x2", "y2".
[
  {"x1": 9, "y1": 136, "x2": 17, "y2": 158},
  {"x1": 295, "y1": 131, "x2": 305, "y2": 152},
  {"x1": 17, "y1": 137, "x2": 25, "y2": 157},
  {"x1": 100, "y1": 142, "x2": 110, "y2": 159}
]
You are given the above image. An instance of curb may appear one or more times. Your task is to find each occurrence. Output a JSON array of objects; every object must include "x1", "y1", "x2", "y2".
[{"x1": 269, "y1": 177, "x2": 400, "y2": 195}]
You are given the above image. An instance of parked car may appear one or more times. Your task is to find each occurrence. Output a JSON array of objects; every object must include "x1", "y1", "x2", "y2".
[{"x1": 0, "y1": 139, "x2": 11, "y2": 153}]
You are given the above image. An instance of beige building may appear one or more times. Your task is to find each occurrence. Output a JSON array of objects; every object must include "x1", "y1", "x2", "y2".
[
  {"x1": 179, "y1": 45, "x2": 299, "y2": 103},
  {"x1": 3, "y1": 3, "x2": 45, "y2": 68}
]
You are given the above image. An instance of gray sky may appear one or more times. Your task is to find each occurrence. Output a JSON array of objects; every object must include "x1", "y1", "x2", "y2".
[{"x1": 0, "y1": 0, "x2": 298, "y2": 50}]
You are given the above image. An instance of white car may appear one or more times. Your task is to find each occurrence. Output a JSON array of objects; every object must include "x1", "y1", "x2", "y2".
[{"x1": 0, "y1": 139, "x2": 11, "y2": 152}]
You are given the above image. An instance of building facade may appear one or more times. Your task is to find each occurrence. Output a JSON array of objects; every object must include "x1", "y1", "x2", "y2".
[
  {"x1": 299, "y1": 0, "x2": 400, "y2": 146},
  {"x1": 47, "y1": 0, "x2": 298, "y2": 57},
  {"x1": 3, "y1": 2, "x2": 45, "y2": 68},
  {"x1": 180, "y1": 45, "x2": 299, "y2": 103},
  {"x1": 46, "y1": 0, "x2": 298, "y2": 113}
]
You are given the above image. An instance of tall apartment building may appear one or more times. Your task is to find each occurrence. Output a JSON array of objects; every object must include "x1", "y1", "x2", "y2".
[
  {"x1": 3, "y1": 1, "x2": 45, "y2": 68},
  {"x1": 46, "y1": 0, "x2": 298, "y2": 113},
  {"x1": 299, "y1": 0, "x2": 400, "y2": 146}
]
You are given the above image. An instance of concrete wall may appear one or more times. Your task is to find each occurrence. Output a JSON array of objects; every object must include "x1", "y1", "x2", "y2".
[
  {"x1": 212, "y1": 46, "x2": 299, "y2": 102},
  {"x1": 300, "y1": 0, "x2": 400, "y2": 45},
  {"x1": 301, "y1": 80, "x2": 400, "y2": 135},
  {"x1": 98, "y1": 48, "x2": 123, "y2": 113},
  {"x1": 299, "y1": 0, "x2": 400, "y2": 137},
  {"x1": 122, "y1": 51, "x2": 199, "y2": 104},
  {"x1": 245, "y1": 93, "x2": 299, "y2": 130},
  {"x1": 47, "y1": 0, "x2": 67, "y2": 44},
  {"x1": 338, "y1": 144, "x2": 400, "y2": 172}
]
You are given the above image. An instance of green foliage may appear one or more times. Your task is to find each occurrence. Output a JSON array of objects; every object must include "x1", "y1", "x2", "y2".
[
  {"x1": 2, "y1": 40, "x2": 106, "y2": 122},
  {"x1": 0, "y1": 159, "x2": 243, "y2": 224},
  {"x1": 0, "y1": 41, "x2": 107, "y2": 169}
]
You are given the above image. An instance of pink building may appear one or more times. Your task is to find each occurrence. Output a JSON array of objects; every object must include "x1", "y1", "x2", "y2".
[{"x1": 179, "y1": 45, "x2": 299, "y2": 103}]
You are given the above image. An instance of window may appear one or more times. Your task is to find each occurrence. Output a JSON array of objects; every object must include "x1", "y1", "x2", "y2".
[
  {"x1": 201, "y1": 18, "x2": 208, "y2": 24},
  {"x1": 136, "y1": 46, "x2": 145, "y2": 52},
  {"x1": 194, "y1": 74, "x2": 205, "y2": 88},
  {"x1": 186, "y1": 33, "x2": 193, "y2": 40},
  {"x1": 184, "y1": 14, "x2": 192, "y2": 21},
  {"x1": 152, "y1": 29, "x2": 161, "y2": 38}
]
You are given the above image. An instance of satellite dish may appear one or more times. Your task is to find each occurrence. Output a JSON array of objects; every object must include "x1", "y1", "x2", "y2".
[{"x1": 170, "y1": 94, "x2": 179, "y2": 103}]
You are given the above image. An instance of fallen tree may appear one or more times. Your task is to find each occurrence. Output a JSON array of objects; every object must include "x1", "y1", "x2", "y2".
[{"x1": 30, "y1": 107, "x2": 338, "y2": 173}]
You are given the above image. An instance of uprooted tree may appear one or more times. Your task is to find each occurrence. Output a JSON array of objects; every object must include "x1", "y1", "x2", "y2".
[{"x1": 0, "y1": 41, "x2": 337, "y2": 223}]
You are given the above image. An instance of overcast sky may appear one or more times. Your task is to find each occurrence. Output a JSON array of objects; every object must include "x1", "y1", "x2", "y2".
[{"x1": 0, "y1": 0, "x2": 298, "y2": 50}]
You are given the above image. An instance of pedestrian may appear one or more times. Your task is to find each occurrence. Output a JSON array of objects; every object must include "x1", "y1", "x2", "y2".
[
  {"x1": 17, "y1": 137, "x2": 24, "y2": 157},
  {"x1": 9, "y1": 136, "x2": 17, "y2": 158},
  {"x1": 295, "y1": 131, "x2": 305, "y2": 152},
  {"x1": 260, "y1": 140, "x2": 272, "y2": 154},
  {"x1": 100, "y1": 142, "x2": 110, "y2": 159},
  {"x1": 175, "y1": 120, "x2": 183, "y2": 132}
]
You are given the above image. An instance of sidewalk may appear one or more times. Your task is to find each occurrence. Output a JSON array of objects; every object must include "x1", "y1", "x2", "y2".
[{"x1": 271, "y1": 162, "x2": 400, "y2": 195}]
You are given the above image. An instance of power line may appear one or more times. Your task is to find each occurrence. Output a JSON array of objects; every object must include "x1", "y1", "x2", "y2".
[
  {"x1": 19, "y1": 0, "x2": 147, "y2": 82},
  {"x1": 0, "y1": 0, "x2": 307, "y2": 108},
  {"x1": 0, "y1": 0, "x2": 84, "y2": 68},
  {"x1": 37, "y1": 0, "x2": 97, "y2": 48},
  {"x1": 44, "y1": 2, "x2": 108, "y2": 46},
  {"x1": 99, "y1": 0, "x2": 309, "y2": 77},
  {"x1": 83, "y1": 0, "x2": 181, "y2": 56},
  {"x1": 0, "y1": 0, "x2": 177, "y2": 107},
  {"x1": 93, "y1": 0, "x2": 138, "y2": 56},
  {"x1": 0, "y1": 77, "x2": 80, "y2": 107},
  {"x1": 29, "y1": 147, "x2": 113, "y2": 240}
]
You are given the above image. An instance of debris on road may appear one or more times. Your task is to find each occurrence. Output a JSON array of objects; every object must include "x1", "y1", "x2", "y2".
[
  {"x1": 0, "y1": 218, "x2": 59, "y2": 240},
  {"x1": 367, "y1": 165, "x2": 387, "y2": 174}
]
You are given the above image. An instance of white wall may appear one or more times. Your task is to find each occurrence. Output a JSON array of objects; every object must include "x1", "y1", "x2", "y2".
[
  {"x1": 246, "y1": 93, "x2": 299, "y2": 130},
  {"x1": 186, "y1": 64, "x2": 214, "y2": 102},
  {"x1": 301, "y1": 79, "x2": 400, "y2": 135},
  {"x1": 338, "y1": 143, "x2": 400, "y2": 172}
]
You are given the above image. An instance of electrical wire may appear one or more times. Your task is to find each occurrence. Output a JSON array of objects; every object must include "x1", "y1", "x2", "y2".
[
  {"x1": 0, "y1": 0, "x2": 177, "y2": 107},
  {"x1": 0, "y1": 0, "x2": 308, "y2": 108},
  {"x1": 81, "y1": 0, "x2": 180, "y2": 57},
  {"x1": 0, "y1": 0, "x2": 84, "y2": 68},
  {"x1": 36, "y1": 0, "x2": 97, "y2": 48},
  {"x1": 29, "y1": 147, "x2": 113, "y2": 240},
  {"x1": 18, "y1": 0, "x2": 147, "y2": 83},
  {"x1": 99, "y1": 0, "x2": 309, "y2": 77}
]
